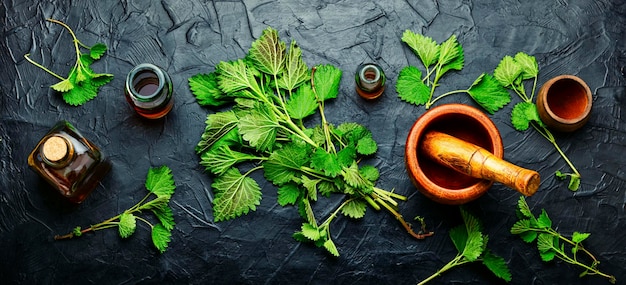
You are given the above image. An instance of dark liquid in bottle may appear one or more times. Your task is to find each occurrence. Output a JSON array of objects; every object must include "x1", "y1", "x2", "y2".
[
  {"x1": 355, "y1": 64, "x2": 385, "y2": 100},
  {"x1": 125, "y1": 66, "x2": 174, "y2": 119}
]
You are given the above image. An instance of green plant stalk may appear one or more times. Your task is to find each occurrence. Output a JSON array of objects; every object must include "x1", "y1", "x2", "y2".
[
  {"x1": 418, "y1": 254, "x2": 471, "y2": 285},
  {"x1": 531, "y1": 122, "x2": 581, "y2": 178},
  {"x1": 23, "y1": 54, "x2": 66, "y2": 80},
  {"x1": 428, "y1": 89, "x2": 469, "y2": 107},
  {"x1": 310, "y1": 66, "x2": 337, "y2": 154}
]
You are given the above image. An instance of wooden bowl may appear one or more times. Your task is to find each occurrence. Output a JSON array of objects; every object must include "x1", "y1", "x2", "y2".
[
  {"x1": 405, "y1": 104, "x2": 504, "y2": 204},
  {"x1": 536, "y1": 75, "x2": 592, "y2": 132}
]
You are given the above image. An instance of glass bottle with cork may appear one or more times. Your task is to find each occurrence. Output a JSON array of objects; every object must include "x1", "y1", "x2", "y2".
[{"x1": 27, "y1": 121, "x2": 111, "y2": 203}]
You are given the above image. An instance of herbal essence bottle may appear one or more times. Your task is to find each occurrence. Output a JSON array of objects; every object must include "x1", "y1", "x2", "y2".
[
  {"x1": 27, "y1": 121, "x2": 112, "y2": 203},
  {"x1": 125, "y1": 63, "x2": 174, "y2": 119},
  {"x1": 355, "y1": 63, "x2": 386, "y2": 100}
]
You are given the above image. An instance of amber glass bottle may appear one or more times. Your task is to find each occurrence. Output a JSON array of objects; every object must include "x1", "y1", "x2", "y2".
[
  {"x1": 27, "y1": 121, "x2": 111, "y2": 203},
  {"x1": 125, "y1": 63, "x2": 174, "y2": 119},
  {"x1": 355, "y1": 63, "x2": 386, "y2": 100}
]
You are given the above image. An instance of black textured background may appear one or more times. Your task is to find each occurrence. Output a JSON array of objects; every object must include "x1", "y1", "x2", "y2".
[{"x1": 2, "y1": 1, "x2": 626, "y2": 284}]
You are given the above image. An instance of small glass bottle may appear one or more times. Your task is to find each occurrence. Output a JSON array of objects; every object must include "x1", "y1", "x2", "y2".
[
  {"x1": 125, "y1": 63, "x2": 174, "y2": 119},
  {"x1": 355, "y1": 63, "x2": 386, "y2": 100},
  {"x1": 27, "y1": 121, "x2": 111, "y2": 203}
]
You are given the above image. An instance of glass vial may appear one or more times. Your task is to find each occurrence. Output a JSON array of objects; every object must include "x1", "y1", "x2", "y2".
[
  {"x1": 355, "y1": 63, "x2": 386, "y2": 100},
  {"x1": 27, "y1": 121, "x2": 112, "y2": 203},
  {"x1": 125, "y1": 63, "x2": 174, "y2": 119}
]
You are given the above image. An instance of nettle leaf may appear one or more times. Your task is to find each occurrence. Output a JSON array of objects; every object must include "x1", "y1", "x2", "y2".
[
  {"x1": 212, "y1": 167, "x2": 262, "y2": 222},
  {"x1": 468, "y1": 73, "x2": 511, "y2": 115},
  {"x1": 460, "y1": 209, "x2": 484, "y2": 261},
  {"x1": 89, "y1": 43, "x2": 107, "y2": 60},
  {"x1": 248, "y1": 27, "x2": 285, "y2": 76},
  {"x1": 537, "y1": 233, "x2": 556, "y2": 253},
  {"x1": 277, "y1": 184, "x2": 301, "y2": 206},
  {"x1": 438, "y1": 35, "x2": 462, "y2": 66},
  {"x1": 514, "y1": 52, "x2": 538, "y2": 79},
  {"x1": 337, "y1": 146, "x2": 357, "y2": 168},
  {"x1": 200, "y1": 145, "x2": 258, "y2": 175},
  {"x1": 151, "y1": 223, "x2": 172, "y2": 254},
  {"x1": 482, "y1": 250, "x2": 512, "y2": 282},
  {"x1": 263, "y1": 142, "x2": 310, "y2": 185},
  {"x1": 356, "y1": 136, "x2": 377, "y2": 155},
  {"x1": 238, "y1": 104, "x2": 280, "y2": 152},
  {"x1": 189, "y1": 72, "x2": 227, "y2": 107},
  {"x1": 341, "y1": 162, "x2": 373, "y2": 192},
  {"x1": 572, "y1": 232, "x2": 590, "y2": 243},
  {"x1": 301, "y1": 175, "x2": 320, "y2": 202},
  {"x1": 62, "y1": 80, "x2": 98, "y2": 106},
  {"x1": 323, "y1": 239, "x2": 340, "y2": 257},
  {"x1": 439, "y1": 40, "x2": 464, "y2": 76},
  {"x1": 118, "y1": 212, "x2": 137, "y2": 238},
  {"x1": 396, "y1": 66, "x2": 430, "y2": 106},
  {"x1": 90, "y1": 73, "x2": 114, "y2": 87},
  {"x1": 301, "y1": 223, "x2": 321, "y2": 241},
  {"x1": 318, "y1": 180, "x2": 340, "y2": 197},
  {"x1": 151, "y1": 204, "x2": 175, "y2": 231},
  {"x1": 341, "y1": 199, "x2": 367, "y2": 219},
  {"x1": 359, "y1": 165, "x2": 379, "y2": 182},
  {"x1": 311, "y1": 148, "x2": 342, "y2": 178},
  {"x1": 510, "y1": 219, "x2": 531, "y2": 235},
  {"x1": 51, "y1": 78, "x2": 74, "y2": 92},
  {"x1": 286, "y1": 82, "x2": 318, "y2": 119},
  {"x1": 449, "y1": 224, "x2": 468, "y2": 252},
  {"x1": 536, "y1": 209, "x2": 552, "y2": 228},
  {"x1": 145, "y1": 166, "x2": 176, "y2": 198},
  {"x1": 313, "y1": 64, "x2": 342, "y2": 101},
  {"x1": 277, "y1": 40, "x2": 309, "y2": 91},
  {"x1": 517, "y1": 196, "x2": 534, "y2": 219},
  {"x1": 494, "y1": 55, "x2": 522, "y2": 87},
  {"x1": 401, "y1": 30, "x2": 440, "y2": 67},
  {"x1": 196, "y1": 111, "x2": 240, "y2": 154},
  {"x1": 217, "y1": 59, "x2": 262, "y2": 95},
  {"x1": 511, "y1": 102, "x2": 542, "y2": 131}
]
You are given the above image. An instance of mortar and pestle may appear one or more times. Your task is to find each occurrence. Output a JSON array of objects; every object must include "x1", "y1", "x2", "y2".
[{"x1": 405, "y1": 104, "x2": 540, "y2": 204}]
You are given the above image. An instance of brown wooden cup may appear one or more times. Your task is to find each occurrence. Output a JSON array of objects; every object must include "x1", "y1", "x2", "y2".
[{"x1": 536, "y1": 75, "x2": 592, "y2": 132}]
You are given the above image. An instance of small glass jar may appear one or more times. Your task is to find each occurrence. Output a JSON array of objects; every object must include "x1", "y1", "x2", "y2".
[
  {"x1": 125, "y1": 63, "x2": 174, "y2": 119},
  {"x1": 355, "y1": 63, "x2": 386, "y2": 100},
  {"x1": 27, "y1": 121, "x2": 112, "y2": 203}
]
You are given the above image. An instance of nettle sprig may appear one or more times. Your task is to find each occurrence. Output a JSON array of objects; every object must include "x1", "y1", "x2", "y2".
[
  {"x1": 55, "y1": 166, "x2": 176, "y2": 253},
  {"x1": 511, "y1": 196, "x2": 615, "y2": 283},
  {"x1": 397, "y1": 30, "x2": 510, "y2": 114},
  {"x1": 189, "y1": 27, "x2": 432, "y2": 256},
  {"x1": 493, "y1": 54, "x2": 581, "y2": 190},
  {"x1": 419, "y1": 208, "x2": 511, "y2": 284},
  {"x1": 24, "y1": 18, "x2": 113, "y2": 106}
]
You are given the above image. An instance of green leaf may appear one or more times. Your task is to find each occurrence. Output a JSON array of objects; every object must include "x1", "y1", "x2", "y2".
[
  {"x1": 323, "y1": 239, "x2": 340, "y2": 257},
  {"x1": 514, "y1": 52, "x2": 538, "y2": 80},
  {"x1": 396, "y1": 66, "x2": 431, "y2": 106},
  {"x1": 62, "y1": 81, "x2": 98, "y2": 106},
  {"x1": 520, "y1": 231, "x2": 539, "y2": 243},
  {"x1": 200, "y1": 145, "x2": 258, "y2": 175},
  {"x1": 482, "y1": 250, "x2": 512, "y2": 282},
  {"x1": 449, "y1": 224, "x2": 468, "y2": 252},
  {"x1": 318, "y1": 181, "x2": 340, "y2": 197},
  {"x1": 336, "y1": 145, "x2": 356, "y2": 168},
  {"x1": 277, "y1": 184, "x2": 301, "y2": 206},
  {"x1": 460, "y1": 208, "x2": 484, "y2": 261},
  {"x1": 72, "y1": 226, "x2": 82, "y2": 237},
  {"x1": 439, "y1": 40, "x2": 464, "y2": 76},
  {"x1": 189, "y1": 72, "x2": 228, "y2": 107},
  {"x1": 248, "y1": 27, "x2": 286, "y2": 76},
  {"x1": 212, "y1": 167, "x2": 262, "y2": 222},
  {"x1": 151, "y1": 204, "x2": 175, "y2": 231},
  {"x1": 341, "y1": 162, "x2": 373, "y2": 191},
  {"x1": 511, "y1": 102, "x2": 541, "y2": 131},
  {"x1": 145, "y1": 165, "x2": 176, "y2": 198},
  {"x1": 301, "y1": 175, "x2": 320, "y2": 201},
  {"x1": 510, "y1": 219, "x2": 532, "y2": 235},
  {"x1": 468, "y1": 73, "x2": 511, "y2": 114},
  {"x1": 568, "y1": 175, "x2": 581, "y2": 191},
  {"x1": 90, "y1": 73, "x2": 114, "y2": 87},
  {"x1": 401, "y1": 30, "x2": 440, "y2": 67},
  {"x1": 438, "y1": 35, "x2": 462, "y2": 66},
  {"x1": 540, "y1": 250, "x2": 556, "y2": 262},
  {"x1": 196, "y1": 111, "x2": 240, "y2": 154},
  {"x1": 537, "y1": 233, "x2": 556, "y2": 253},
  {"x1": 310, "y1": 148, "x2": 342, "y2": 178},
  {"x1": 359, "y1": 165, "x2": 380, "y2": 182},
  {"x1": 301, "y1": 223, "x2": 321, "y2": 241},
  {"x1": 277, "y1": 40, "x2": 309, "y2": 91},
  {"x1": 51, "y1": 78, "x2": 74, "y2": 92},
  {"x1": 217, "y1": 59, "x2": 262, "y2": 95},
  {"x1": 151, "y1": 223, "x2": 172, "y2": 253},
  {"x1": 572, "y1": 232, "x2": 590, "y2": 243},
  {"x1": 118, "y1": 212, "x2": 137, "y2": 239},
  {"x1": 89, "y1": 43, "x2": 107, "y2": 60},
  {"x1": 263, "y1": 142, "x2": 310, "y2": 185},
  {"x1": 238, "y1": 104, "x2": 280, "y2": 152},
  {"x1": 313, "y1": 64, "x2": 342, "y2": 101},
  {"x1": 286, "y1": 82, "x2": 318, "y2": 119},
  {"x1": 341, "y1": 199, "x2": 367, "y2": 219},
  {"x1": 356, "y1": 136, "x2": 377, "y2": 155},
  {"x1": 517, "y1": 196, "x2": 534, "y2": 219},
  {"x1": 494, "y1": 55, "x2": 522, "y2": 87},
  {"x1": 536, "y1": 209, "x2": 552, "y2": 228}
]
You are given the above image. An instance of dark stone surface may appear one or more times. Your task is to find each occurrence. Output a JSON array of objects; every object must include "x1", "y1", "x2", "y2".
[{"x1": 1, "y1": 0, "x2": 625, "y2": 284}]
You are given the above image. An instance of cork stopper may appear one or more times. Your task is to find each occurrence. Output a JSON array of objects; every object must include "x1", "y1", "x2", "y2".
[{"x1": 42, "y1": 135, "x2": 72, "y2": 164}]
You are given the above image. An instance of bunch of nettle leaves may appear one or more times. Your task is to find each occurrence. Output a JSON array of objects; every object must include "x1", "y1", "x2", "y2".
[{"x1": 189, "y1": 27, "x2": 432, "y2": 256}]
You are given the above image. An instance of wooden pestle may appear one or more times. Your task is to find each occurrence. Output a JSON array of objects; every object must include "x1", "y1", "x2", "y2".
[{"x1": 420, "y1": 131, "x2": 539, "y2": 196}]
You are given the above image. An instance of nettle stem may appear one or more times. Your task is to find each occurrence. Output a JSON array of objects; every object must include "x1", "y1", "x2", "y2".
[{"x1": 23, "y1": 54, "x2": 66, "y2": 80}]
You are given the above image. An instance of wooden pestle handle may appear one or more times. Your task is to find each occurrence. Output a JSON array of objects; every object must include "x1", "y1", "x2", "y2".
[{"x1": 421, "y1": 131, "x2": 539, "y2": 196}]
